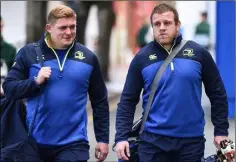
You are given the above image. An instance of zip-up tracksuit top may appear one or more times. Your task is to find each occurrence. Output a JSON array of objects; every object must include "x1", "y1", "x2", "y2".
[
  {"x1": 3, "y1": 35, "x2": 109, "y2": 146},
  {"x1": 115, "y1": 34, "x2": 229, "y2": 143}
]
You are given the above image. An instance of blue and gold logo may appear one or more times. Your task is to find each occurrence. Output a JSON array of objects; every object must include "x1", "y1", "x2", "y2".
[
  {"x1": 183, "y1": 48, "x2": 195, "y2": 57},
  {"x1": 74, "y1": 51, "x2": 85, "y2": 60},
  {"x1": 149, "y1": 54, "x2": 157, "y2": 60}
]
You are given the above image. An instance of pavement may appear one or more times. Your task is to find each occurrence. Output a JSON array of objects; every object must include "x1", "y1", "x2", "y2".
[{"x1": 86, "y1": 64, "x2": 235, "y2": 162}]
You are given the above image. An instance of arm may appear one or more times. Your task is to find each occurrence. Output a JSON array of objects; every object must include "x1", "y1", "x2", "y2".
[
  {"x1": 115, "y1": 55, "x2": 143, "y2": 143},
  {"x1": 88, "y1": 55, "x2": 109, "y2": 144},
  {"x1": 201, "y1": 49, "x2": 229, "y2": 136},
  {"x1": 3, "y1": 48, "x2": 40, "y2": 100}
]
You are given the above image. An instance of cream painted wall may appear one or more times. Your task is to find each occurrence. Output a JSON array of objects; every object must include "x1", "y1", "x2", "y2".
[{"x1": 1, "y1": 1, "x2": 27, "y2": 50}]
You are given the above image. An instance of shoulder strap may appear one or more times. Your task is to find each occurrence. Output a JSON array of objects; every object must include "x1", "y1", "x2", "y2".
[
  {"x1": 27, "y1": 43, "x2": 44, "y2": 137},
  {"x1": 33, "y1": 43, "x2": 44, "y2": 67},
  {"x1": 139, "y1": 40, "x2": 188, "y2": 134}
]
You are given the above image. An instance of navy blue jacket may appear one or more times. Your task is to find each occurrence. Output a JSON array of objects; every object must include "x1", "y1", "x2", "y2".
[
  {"x1": 3, "y1": 35, "x2": 109, "y2": 146},
  {"x1": 115, "y1": 35, "x2": 229, "y2": 143}
]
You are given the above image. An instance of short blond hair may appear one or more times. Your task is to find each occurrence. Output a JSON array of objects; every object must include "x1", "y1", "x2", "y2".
[
  {"x1": 150, "y1": 3, "x2": 179, "y2": 25},
  {"x1": 47, "y1": 5, "x2": 76, "y2": 24}
]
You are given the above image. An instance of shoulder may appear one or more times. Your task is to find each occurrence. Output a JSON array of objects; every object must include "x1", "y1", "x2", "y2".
[
  {"x1": 135, "y1": 42, "x2": 155, "y2": 60},
  {"x1": 15, "y1": 43, "x2": 38, "y2": 59},
  {"x1": 185, "y1": 40, "x2": 207, "y2": 54},
  {"x1": 130, "y1": 42, "x2": 156, "y2": 69},
  {"x1": 75, "y1": 43, "x2": 95, "y2": 57},
  {"x1": 184, "y1": 40, "x2": 212, "y2": 63},
  {"x1": 73, "y1": 43, "x2": 99, "y2": 66},
  {"x1": 21, "y1": 42, "x2": 39, "y2": 54}
]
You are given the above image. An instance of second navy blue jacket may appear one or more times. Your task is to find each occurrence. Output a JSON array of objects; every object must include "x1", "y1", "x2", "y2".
[{"x1": 115, "y1": 34, "x2": 229, "y2": 143}]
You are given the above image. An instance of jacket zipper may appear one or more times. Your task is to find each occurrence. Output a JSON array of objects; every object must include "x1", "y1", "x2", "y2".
[
  {"x1": 157, "y1": 40, "x2": 177, "y2": 71},
  {"x1": 170, "y1": 62, "x2": 174, "y2": 71},
  {"x1": 44, "y1": 39, "x2": 74, "y2": 72}
]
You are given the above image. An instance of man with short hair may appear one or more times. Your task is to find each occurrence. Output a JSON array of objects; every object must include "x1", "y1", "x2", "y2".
[
  {"x1": 115, "y1": 3, "x2": 229, "y2": 162},
  {"x1": 0, "y1": 16, "x2": 17, "y2": 71},
  {"x1": 3, "y1": 5, "x2": 109, "y2": 162},
  {"x1": 195, "y1": 12, "x2": 211, "y2": 50},
  {"x1": 0, "y1": 16, "x2": 17, "y2": 96}
]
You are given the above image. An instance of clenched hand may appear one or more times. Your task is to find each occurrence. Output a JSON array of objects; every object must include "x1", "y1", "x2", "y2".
[
  {"x1": 35, "y1": 67, "x2": 51, "y2": 85},
  {"x1": 115, "y1": 141, "x2": 130, "y2": 161},
  {"x1": 95, "y1": 142, "x2": 109, "y2": 162}
]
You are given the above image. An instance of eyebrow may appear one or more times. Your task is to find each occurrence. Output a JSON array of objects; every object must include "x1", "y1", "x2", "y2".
[
  {"x1": 58, "y1": 24, "x2": 76, "y2": 28},
  {"x1": 154, "y1": 19, "x2": 173, "y2": 23}
]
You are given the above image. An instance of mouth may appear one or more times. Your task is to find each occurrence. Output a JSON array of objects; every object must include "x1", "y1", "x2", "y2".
[
  {"x1": 63, "y1": 37, "x2": 72, "y2": 41},
  {"x1": 160, "y1": 33, "x2": 168, "y2": 36},
  {"x1": 159, "y1": 34, "x2": 168, "y2": 39}
]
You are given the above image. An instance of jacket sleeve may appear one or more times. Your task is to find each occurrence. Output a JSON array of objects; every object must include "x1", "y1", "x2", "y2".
[
  {"x1": 3, "y1": 47, "x2": 40, "y2": 100},
  {"x1": 201, "y1": 49, "x2": 229, "y2": 136},
  {"x1": 115, "y1": 55, "x2": 143, "y2": 143},
  {"x1": 88, "y1": 55, "x2": 109, "y2": 143}
]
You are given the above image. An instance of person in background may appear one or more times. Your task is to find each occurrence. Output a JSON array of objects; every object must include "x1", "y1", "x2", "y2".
[
  {"x1": 0, "y1": 16, "x2": 17, "y2": 71},
  {"x1": 3, "y1": 5, "x2": 109, "y2": 162},
  {"x1": 0, "y1": 15, "x2": 17, "y2": 97},
  {"x1": 194, "y1": 12, "x2": 211, "y2": 50},
  {"x1": 115, "y1": 3, "x2": 229, "y2": 162},
  {"x1": 136, "y1": 15, "x2": 152, "y2": 48}
]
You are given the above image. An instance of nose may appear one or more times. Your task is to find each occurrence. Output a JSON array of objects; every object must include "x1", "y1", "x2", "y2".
[
  {"x1": 160, "y1": 23, "x2": 166, "y2": 31},
  {"x1": 65, "y1": 27, "x2": 72, "y2": 35}
]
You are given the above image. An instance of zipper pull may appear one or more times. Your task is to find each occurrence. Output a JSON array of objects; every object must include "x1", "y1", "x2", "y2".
[{"x1": 170, "y1": 61, "x2": 174, "y2": 71}]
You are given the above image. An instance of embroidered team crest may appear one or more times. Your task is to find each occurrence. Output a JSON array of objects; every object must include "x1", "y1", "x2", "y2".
[
  {"x1": 149, "y1": 54, "x2": 157, "y2": 60},
  {"x1": 183, "y1": 48, "x2": 195, "y2": 57},
  {"x1": 74, "y1": 51, "x2": 85, "y2": 60}
]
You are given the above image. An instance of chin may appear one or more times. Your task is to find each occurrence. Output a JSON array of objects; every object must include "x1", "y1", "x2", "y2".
[
  {"x1": 159, "y1": 40, "x2": 170, "y2": 45},
  {"x1": 63, "y1": 41, "x2": 73, "y2": 46}
]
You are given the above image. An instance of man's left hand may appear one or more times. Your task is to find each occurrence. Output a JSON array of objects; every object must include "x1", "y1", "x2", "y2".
[
  {"x1": 95, "y1": 142, "x2": 109, "y2": 162},
  {"x1": 214, "y1": 136, "x2": 229, "y2": 149}
]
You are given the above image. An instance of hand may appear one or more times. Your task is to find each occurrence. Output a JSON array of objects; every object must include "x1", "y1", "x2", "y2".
[
  {"x1": 95, "y1": 142, "x2": 109, "y2": 162},
  {"x1": 115, "y1": 141, "x2": 130, "y2": 161},
  {"x1": 214, "y1": 136, "x2": 229, "y2": 149},
  {"x1": 35, "y1": 67, "x2": 51, "y2": 85}
]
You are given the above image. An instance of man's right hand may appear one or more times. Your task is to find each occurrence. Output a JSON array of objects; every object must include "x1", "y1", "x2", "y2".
[
  {"x1": 115, "y1": 141, "x2": 130, "y2": 161},
  {"x1": 35, "y1": 67, "x2": 51, "y2": 85}
]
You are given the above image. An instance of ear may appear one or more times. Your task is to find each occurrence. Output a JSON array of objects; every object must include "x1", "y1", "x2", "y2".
[{"x1": 45, "y1": 24, "x2": 52, "y2": 33}]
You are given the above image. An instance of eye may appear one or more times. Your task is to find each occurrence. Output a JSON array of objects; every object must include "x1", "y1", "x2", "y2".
[
  {"x1": 59, "y1": 26, "x2": 67, "y2": 30},
  {"x1": 69, "y1": 25, "x2": 75, "y2": 30},
  {"x1": 154, "y1": 22, "x2": 161, "y2": 27},
  {"x1": 164, "y1": 21, "x2": 171, "y2": 26}
]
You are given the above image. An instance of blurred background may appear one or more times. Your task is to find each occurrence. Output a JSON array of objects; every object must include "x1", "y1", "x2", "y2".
[{"x1": 1, "y1": 1, "x2": 235, "y2": 161}]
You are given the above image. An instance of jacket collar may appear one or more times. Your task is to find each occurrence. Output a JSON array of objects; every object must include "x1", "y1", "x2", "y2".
[
  {"x1": 38, "y1": 33, "x2": 77, "y2": 55},
  {"x1": 154, "y1": 33, "x2": 183, "y2": 51}
]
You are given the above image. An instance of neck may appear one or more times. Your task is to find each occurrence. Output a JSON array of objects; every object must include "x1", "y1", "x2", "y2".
[
  {"x1": 48, "y1": 38, "x2": 67, "y2": 50},
  {"x1": 45, "y1": 33, "x2": 69, "y2": 49},
  {"x1": 163, "y1": 45, "x2": 171, "y2": 50}
]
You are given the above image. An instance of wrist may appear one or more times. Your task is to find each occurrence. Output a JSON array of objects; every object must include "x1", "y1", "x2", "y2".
[
  {"x1": 97, "y1": 141, "x2": 109, "y2": 144},
  {"x1": 34, "y1": 76, "x2": 40, "y2": 87}
]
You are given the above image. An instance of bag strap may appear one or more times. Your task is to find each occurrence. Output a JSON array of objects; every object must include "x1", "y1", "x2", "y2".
[
  {"x1": 28, "y1": 43, "x2": 44, "y2": 137},
  {"x1": 139, "y1": 39, "x2": 188, "y2": 134},
  {"x1": 33, "y1": 43, "x2": 44, "y2": 67}
]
